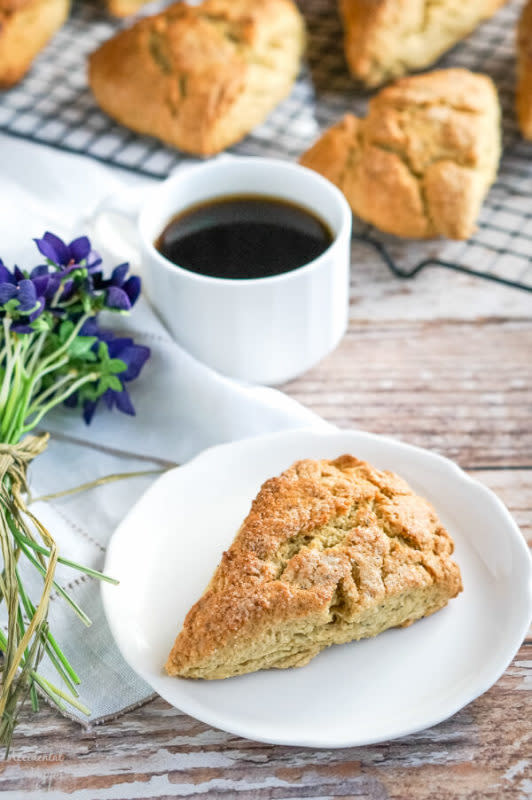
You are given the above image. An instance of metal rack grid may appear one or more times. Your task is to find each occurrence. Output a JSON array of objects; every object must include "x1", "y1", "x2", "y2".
[{"x1": 0, "y1": 0, "x2": 531, "y2": 292}]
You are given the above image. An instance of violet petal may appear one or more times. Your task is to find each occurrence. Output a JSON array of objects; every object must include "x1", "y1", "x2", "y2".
[
  {"x1": 17, "y1": 280, "x2": 37, "y2": 312},
  {"x1": 123, "y1": 275, "x2": 141, "y2": 306},
  {"x1": 69, "y1": 236, "x2": 91, "y2": 263},
  {"x1": 0, "y1": 283, "x2": 17, "y2": 303},
  {"x1": 106, "y1": 286, "x2": 131, "y2": 311}
]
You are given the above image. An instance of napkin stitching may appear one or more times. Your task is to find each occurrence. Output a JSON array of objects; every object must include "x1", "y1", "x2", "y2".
[
  {"x1": 44, "y1": 504, "x2": 107, "y2": 553},
  {"x1": 44, "y1": 430, "x2": 177, "y2": 468},
  {"x1": 49, "y1": 573, "x2": 91, "y2": 601}
]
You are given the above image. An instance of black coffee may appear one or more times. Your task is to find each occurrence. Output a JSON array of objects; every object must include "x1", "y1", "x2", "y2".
[{"x1": 155, "y1": 195, "x2": 333, "y2": 280}]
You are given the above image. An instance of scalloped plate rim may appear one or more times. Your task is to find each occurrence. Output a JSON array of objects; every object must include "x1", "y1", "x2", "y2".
[{"x1": 102, "y1": 427, "x2": 532, "y2": 748}]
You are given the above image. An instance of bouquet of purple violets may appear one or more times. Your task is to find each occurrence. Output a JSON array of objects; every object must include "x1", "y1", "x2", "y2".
[{"x1": 0, "y1": 232, "x2": 150, "y2": 751}]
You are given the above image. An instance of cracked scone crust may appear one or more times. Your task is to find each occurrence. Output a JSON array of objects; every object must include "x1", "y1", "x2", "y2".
[
  {"x1": 166, "y1": 455, "x2": 462, "y2": 680},
  {"x1": 339, "y1": 0, "x2": 508, "y2": 87},
  {"x1": 0, "y1": 0, "x2": 69, "y2": 87},
  {"x1": 517, "y1": 0, "x2": 532, "y2": 140},
  {"x1": 300, "y1": 69, "x2": 500, "y2": 240},
  {"x1": 88, "y1": 0, "x2": 305, "y2": 156}
]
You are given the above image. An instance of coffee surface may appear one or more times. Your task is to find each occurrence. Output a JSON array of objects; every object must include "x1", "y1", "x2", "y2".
[{"x1": 155, "y1": 195, "x2": 333, "y2": 280}]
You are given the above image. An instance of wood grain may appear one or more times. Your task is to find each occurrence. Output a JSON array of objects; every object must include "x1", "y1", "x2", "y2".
[
  {"x1": 287, "y1": 320, "x2": 532, "y2": 469},
  {"x1": 0, "y1": 642, "x2": 530, "y2": 799}
]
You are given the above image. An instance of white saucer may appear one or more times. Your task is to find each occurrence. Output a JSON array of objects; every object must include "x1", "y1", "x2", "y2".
[{"x1": 102, "y1": 429, "x2": 532, "y2": 748}]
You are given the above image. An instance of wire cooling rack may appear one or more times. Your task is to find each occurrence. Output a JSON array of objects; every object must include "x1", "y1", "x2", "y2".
[{"x1": 0, "y1": 0, "x2": 531, "y2": 292}]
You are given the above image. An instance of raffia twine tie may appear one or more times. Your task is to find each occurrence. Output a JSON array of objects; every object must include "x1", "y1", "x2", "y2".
[
  {"x1": 0, "y1": 433, "x2": 50, "y2": 498},
  {"x1": 0, "y1": 432, "x2": 55, "y2": 719}
]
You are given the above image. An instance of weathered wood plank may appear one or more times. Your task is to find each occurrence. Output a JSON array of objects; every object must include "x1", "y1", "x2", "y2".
[
  {"x1": 0, "y1": 640, "x2": 529, "y2": 799},
  {"x1": 286, "y1": 321, "x2": 532, "y2": 468}
]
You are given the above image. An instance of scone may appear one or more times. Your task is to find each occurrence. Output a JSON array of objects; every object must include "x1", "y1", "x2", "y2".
[
  {"x1": 517, "y1": 0, "x2": 532, "y2": 140},
  {"x1": 300, "y1": 69, "x2": 500, "y2": 240},
  {"x1": 105, "y1": 0, "x2": 150, "y2": 17},
  {"x1": 166, "y1": 455, "x2": 462, "y2": 680},
  {"x1": 339, "y1": 0, "x2": 508, "y2": 87},
  {"x1": 89, "y1": 0, "x2": 305, "y2": 156},
  {"x1": 0, "y1": 0, "x2": 70, "y2": 87}
]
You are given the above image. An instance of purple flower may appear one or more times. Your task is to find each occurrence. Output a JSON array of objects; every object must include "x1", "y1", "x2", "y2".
[
  {"x1": 72, "y1": 320, "x2": 150, "y2": 424},
  {"x1": 0, "y1": 261, "x2": 16, "y2": 302},
  {"x1": 107, "y1": 337, "x2": 150, "y2": 381},
  {"x1": 0, "y1": 260, "x2": 45, "y2": 325},
  {"x1": 17, "y1": 280, "x2": 37, "y2": 312},
  {"x1": 30, "y1": 265, "x2": 61, "y2": 300},
  {"x1": 93, "y1": 263, "x2": 141, "y2": 311},
  {"x1": 34, "y1": 232, "x2": 101, "y2": 273}
]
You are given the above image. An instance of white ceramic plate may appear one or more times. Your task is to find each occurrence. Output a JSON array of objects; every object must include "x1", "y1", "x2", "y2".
[{"x1": 102, "y1": 429, "x2": 532, "y2": 748}]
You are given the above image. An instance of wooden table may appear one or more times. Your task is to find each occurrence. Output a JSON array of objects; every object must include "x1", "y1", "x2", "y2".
[{"x1": 1, "y1": 258, "x2": 531, "y2": 799}]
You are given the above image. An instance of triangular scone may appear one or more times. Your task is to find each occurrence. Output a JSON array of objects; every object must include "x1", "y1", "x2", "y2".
[
  {"x1": 517, "y1": 0, "x2": 532, "y2": 140},
  {"x1": 300, "y1": 69, "x2": 500, "y2": 240},
  {"x1": 339, "y1": 0, "x2": 508, "y2": 88},
  {"x1": 89, "y1": 0, "x2": 305, "y2": 156},
  {"x1": 166, "y1": 455, "x2": 462, "y2": 680}
]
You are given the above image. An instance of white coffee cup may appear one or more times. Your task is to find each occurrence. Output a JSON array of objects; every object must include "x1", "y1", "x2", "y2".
[{"x1": 92, "y1": 157, "x2": 352, "y2": 385}]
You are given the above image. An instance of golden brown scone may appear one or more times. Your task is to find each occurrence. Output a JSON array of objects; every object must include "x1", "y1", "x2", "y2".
[
  {"x1": 89, "y1": 0, "x2": 305, "y2": 156},
  {"x1": 0, "y1": 0, "x2": 69, "y2": 88},
  {"x1": 517, "y1": 0, "x2": 532, "y2": 140},
  {"x1": 340, "y1": 0, "x2": 508, "y2": 87},
  {"x1": 166, "y1": 455, "x2": 462, "y2": 680},
  {"x1": 300, "y1": 69, "x2": 500, "y2": 240},
  {"x1": 104, "y1": 0, "x2": 150, "y2": 18}
]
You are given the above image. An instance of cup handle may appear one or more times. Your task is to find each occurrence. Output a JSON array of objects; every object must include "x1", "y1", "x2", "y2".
[{"x1": 83, "y1": 184, "x2": 148, "y2": 270}]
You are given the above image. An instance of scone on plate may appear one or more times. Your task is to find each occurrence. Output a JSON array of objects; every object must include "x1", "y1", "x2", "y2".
[
  {"x1": 339, "y1": 0, "x2": 508, "y2": 87},
  {"x1": 0, "y1": 0, "x2": 69, "y2": 87},
  {"x1": 166, "y1": 455, "x2": 462, "y2": 680},
  {"x1": 89, "y1": 0, "x2": 305, "y2": 156},
  {"x1": 517, "y1": 0, "x2": 532, "y2": 140},
  {"x1": 300, "y1": 69, "x2": 500, "y2": 240}
]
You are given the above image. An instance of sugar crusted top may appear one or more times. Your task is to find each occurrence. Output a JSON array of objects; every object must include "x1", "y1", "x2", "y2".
[{"x1": 167, "y1": 455, "x2": 462, "y2": 673}]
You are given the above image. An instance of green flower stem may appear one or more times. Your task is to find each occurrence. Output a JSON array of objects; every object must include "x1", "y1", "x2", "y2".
[
  {"x1": 16, "y1": 569, "x2": 81, "y2": 691},
  {"x1": 0, "y1": 629, "x2": 89, "y2": 717},
  {"x1": 2, "y1": 311, "x2": 93, "y2": 443},
  {"x1": 14, "y1": 533, "x2": 118, "y2": 585},
  {"x1": 0, "y1": 318, "x2": 15, "y2": 414},
  {"x1": 2, "y1": 340, "x2": 26, "y2": 440},
  {"x1": 0, "y1": 509, "x2": 92, "y2": 627},
  {"x1": 5, "y1": 518, "x2": 91, "y2": 627},
  {"x1": 0, "y1": 625, "x2": 42, "y2": 748},
  {"x1": 20, "y1": 373, "x2": 99, "y2": 436},
  {"x1": 26, "y1": 372, "x2": 76, "y2": 415},
  {"x1": 0, "y1": 506, "x2": 21, "y2": 705},
  {"x1": 30, "y1": 684, "x2": 39, "y2": 713},
  {"x1": 32, "y1": 673, "x2": 90, "y2": 717},
  {"x1": 24, "y1": 330, "x2": 46, "y2": 375},
  {"x1": 0, "y1": 504, "x2": 57, "y2": 718},
  {"x1": 35, "y1": 312, "x2": 91, "y2": 374},
  {"x1": 7, "y1": 355, "x2": 70, "y2": 442}
]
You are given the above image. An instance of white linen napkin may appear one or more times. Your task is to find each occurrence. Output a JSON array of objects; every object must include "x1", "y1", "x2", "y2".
[{"x1": 0, "y1": 133, "x2": 331, "y2": 722}]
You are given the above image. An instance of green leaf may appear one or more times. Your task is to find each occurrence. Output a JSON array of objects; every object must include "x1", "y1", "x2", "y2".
[
  {"x1": 97, "y1": 374, "x2": 123, "y2": 394},
  {"x1": 108, "y1": 375, "x2": 123, "y2": 392},
  {"x1": 30, "y1": 315, "x2": 51, "y2": 333},
  {"x1": 3, "y1": 298, "x2": 20, "y2": 314},
  {"x1": 67, "y1": 336, "x2": 97, "y2": 360},
  {"x1": 108, "y1": 358, "x2": 127, "y2": 374},
  {"x1": 59, "y1": 320, "x2": 75, "y2": 343},
  {"x1": 78, "y1": 383, "x2": 100, "y2": 402},
  {"x1": 97, "y1": 341, "x2": 109, "y2": 363}
]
